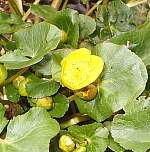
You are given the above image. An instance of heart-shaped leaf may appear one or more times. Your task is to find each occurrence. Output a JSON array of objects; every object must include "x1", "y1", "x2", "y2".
[
  {"x1": 111, "y1": 12, "x2": 150, "y2": 66},
  {"x1": 0, "y1": 22, "x2": 62, "y2": 69},
  {"x1": 68, "y1": 123, "x2": 109, "y2": 152},
  {"x1": 0, "y1": 107, "x2": 60, "y2": 152},
  {"x1": 75, "y1": 42, "x2": 148, "y2": 122},
  {"x1": 111, "y1": 96, "x2": 150, "y2": 152},
  {"x1": 26, "y1": 79, "x2": 60, "y2": 98},
  {"x1": 31, "y1": 5, "x2": 79, "y2": 48}
]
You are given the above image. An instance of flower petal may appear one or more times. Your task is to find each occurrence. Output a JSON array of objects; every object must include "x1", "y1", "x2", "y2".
[{"x1": 61, "y1": 48, "x2": 104, "y2": 90}]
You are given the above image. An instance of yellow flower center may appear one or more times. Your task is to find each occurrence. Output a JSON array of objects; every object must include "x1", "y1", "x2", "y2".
[{"x1": 61, "y1": 48, "x2": 104, "y2": 90}]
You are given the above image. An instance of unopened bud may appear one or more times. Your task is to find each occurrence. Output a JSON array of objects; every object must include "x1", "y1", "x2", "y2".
[
  {"x1": 61, "y1": 30, "x2": 68, "y2": 43},
  {"x1": 36, "y1": 97, "x2": 53, "y2": 110},
  {"x1": 18, "y1": 79, "x2": 28, "y2": 96},
  {"x1": 75, "y1": 84, "x2": 97, "y2": 100},
  {"x1": 0, "y1": 64, "x2": 7, "y2": 85},
  {"x1": 13, "y1": 76, "x2": 26, "y2": 89},
  {"x1": 59, "y1": 135, "x2": 75, "y2": 152}
]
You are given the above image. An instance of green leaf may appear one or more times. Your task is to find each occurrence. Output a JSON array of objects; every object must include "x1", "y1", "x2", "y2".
[
  {"x1": 49, "y1": 94, "x2": 69, "y2": 118},
  {"x1": 31, "y1": 5, "x2": 79, "y2": 47},
  {"x1": 5, "y1": 84, "x2": 20, "y2": 103},
  {"x1": 75, "y1": 42, "x2": 148, "y2": 122},
  {"x1": 26, "y1": 79, "x2": 60, "y2": 98},
  {"x1": 50, "y1": 52, "x2": 64, "y2": 82},
  {"x1": 125, "y1": 0, "x2": 147, "y2": 7},
  {"x1": 107, "y1": 0, "x2": 135, "y2": 32},
  {"x1": 0, "y1": 24, "x2": 31, "y2": 34},
  {"x1": 0, "y1": 12, "x2": 30, "y2": 34},
  {"x1": 111, "y1": 12, "x2": 150, "y2": 66},
  {"x1": 0, "y1": 104, "x2": 8, "y2": 133},
  {"x1": 0, "y1": 12, "x2": 22, "y2": 24},
  {"x1": 68, "y1": 123, "x2": 109, "y2": 152},
  {"x1": 32, "y1": 54, "x2": 52, "y2": 76},
  {"x1": 111, "y1": 96, "x2": 150, "y2": 152},
  {"x1": 79, "y1": 14, "x2": 96, "y2": 39},
  {"x1": 32, "y1": 49, "x2": 72, "y2": 79},
  {"x1": 96, "y1": 0, "x2": 135, "y2": 41},
  {"x1": 0, "y1": 22, "x2": 62, "y2": 69},
  {"x1": 81, "y1": 0, "x2": 89, "y2": 4},
  {"x1": 0, "y1": 107, "x2": 60, "y2": 152},
  {"x1": 108, "y1": 135, "x2": 125, "y2": 152}
]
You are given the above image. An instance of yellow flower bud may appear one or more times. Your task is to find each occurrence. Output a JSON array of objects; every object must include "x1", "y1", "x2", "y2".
[
  {"x1": 61, "y1": 30, "x2": 68, "y2": 43},
  {"x1": 0, "y1": 64, "x2": 7, "y2": 85},
  {"x1": 61, "y1": 48, "x2": 104, "y2": 90},
  {"x1": 36, "y1": 97, "x2": 53, "y2": 110},
  {"x1": 18, "y1": 79, "x2": 28, "y2": 96},
  {"x1": 75, "y1": 84, "x2": 97, "y2": 100},
  {"x1": 13, "y1": 76, "x2": 26, "y2": 89},
  {"x1": 59, "y1": 135, "x2": 75, "y2": 152}
]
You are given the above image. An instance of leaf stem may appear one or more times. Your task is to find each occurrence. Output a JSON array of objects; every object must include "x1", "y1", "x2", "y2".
[
  {"x1": 68, "y1": 94, "x2": 76, "y2": 102},
  {"x1": 60, "y1": 114, "x2": 90, "y2": 129},
  {"x1": 62, "y1": 0, "x2": 68, "y2": 9},
  {"x1": 85, "y1": 0, "x2": 102, "y2": 16},
  {"x1": 51, "y1": 0, "x2": 62, "y2": 10},
  {"x1": 0, "y1": 99, "x2": 12, "y2": 105},
  {"x1": 127, "y1": 0, "x2": 147, "y2": 7},
  {"x1": 8, "y1": 0, "x2": 23, "y2": 16},
  {"x1": 22, "y1": 0, "x2": 40, "y2": 21},
  {"x1": 0, "y1": 67, "x2": 29, "y2": 87}
]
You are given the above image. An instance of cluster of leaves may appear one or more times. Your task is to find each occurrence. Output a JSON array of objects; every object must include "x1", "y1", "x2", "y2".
[{"x1": 0, "y1": 0, "x2": 150, "y2": 152}]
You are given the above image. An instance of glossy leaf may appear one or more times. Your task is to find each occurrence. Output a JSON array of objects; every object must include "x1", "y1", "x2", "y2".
[
  {"x1": 26, "y1": 79, "x2": 60, "y2": 98},
  {"x1": 0, "y1": 104, "x2": 8, "y2": 133},
  {"x1": 31, "y1": 6, "x2": 79, "y2": 48},
  {"x1": 0, "y1": 107, "x2": 60, "y2": 152},
  {"x1": 111, "y1": 12, "x2": 150, "y2": 66},
  {"x1": 75, "y1": 42, "x2": 148, "y2": 122},
  {"x1": 49, "y1": 94, "x2": 69, "y2": 118},
  {"x1": 0, "y1": 22, "x2": 61, "y2": 69},
  {"x1": 111, "y1": 96, "x2": 150, "y2": 152},
  {"x1": 0, "y1": 12, "x2": 30, "y2": 34},
  {"x1": 5, "y1": 84, "x2": 20, "y2": 103},
  {"x1": 68, "y1": 123, "x2": 109, "y2": 152},
  {"x1": 79, "y1": 14, "x2": 96, "y2": 39},
  {"x1": 108, "y1": 135, "x2": 125, "y2": 152}
]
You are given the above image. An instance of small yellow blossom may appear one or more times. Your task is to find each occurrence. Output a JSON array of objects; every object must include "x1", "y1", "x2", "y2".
[{"x1": 61, "y1": 48, "x2": 104, "y2": 90}]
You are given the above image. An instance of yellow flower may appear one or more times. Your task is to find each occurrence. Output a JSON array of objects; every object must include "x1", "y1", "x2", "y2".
[{"x1": 61, "y1": 48, "x2": 104, "y2": 90}]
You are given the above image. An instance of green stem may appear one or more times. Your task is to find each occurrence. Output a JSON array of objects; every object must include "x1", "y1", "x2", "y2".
[
  {"x1": 51, "y1": 0, "x2": 62, "y2": 10},
  {"x1": 60, "y1": 114, "x2": 90, "y2": 129},
  {"x1": 0, "y1": 67, "x2": 29, "y2": 87},
  {"x1": 127, "y1": 0, "x2": 147, "y2": 7},
  {"x1": 62, "y1": 0, "x2": 68, "y2": 9},
  {"x1": 34, "y1": 15, "x2": 40, "y2": 24},
  {"x1": 0, "y1": 99, "x2": 12, "y2": 105},
  {"x1": 85, "y1": 0, "x2": 102, "y2": 16},
  {"x1": 68, "y1": 94, "x2": 76, "y2": 102},
  {"x1": 102, "y1": 0, "x2": 109, "y2": 5},
  {"x1": 0, "y1": 35, "x2": 9, "y2": 42},
  {"x1": 8, "y1": 0, "x2": 23, "y2": 16},
  {"x1": 22, "y1": 0, "x2": 40, "y2": 21}
]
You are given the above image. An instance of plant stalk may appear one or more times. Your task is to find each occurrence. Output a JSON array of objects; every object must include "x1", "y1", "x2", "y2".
[
  {"x1": 62, "y1": 0, "x2": 68, "y2": 9},
  {"x1": 85, "y1": 0, "x2": 102, "y2": 16},
  {"x1": 8, "y1": 0, "x2": 23, "y2": 16},
  {"x1": 60, "y1": 114, "x2": 90, "y2": 129},
  {"x1": 22, "y1": 0, "x2": 40, "y2": 21},
  {"x1": 0, "y1": 67, "x2": 29, "y2": 87},
  {"x1": 51, "y1": 0, "x2": 62, "y2": 10}
]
